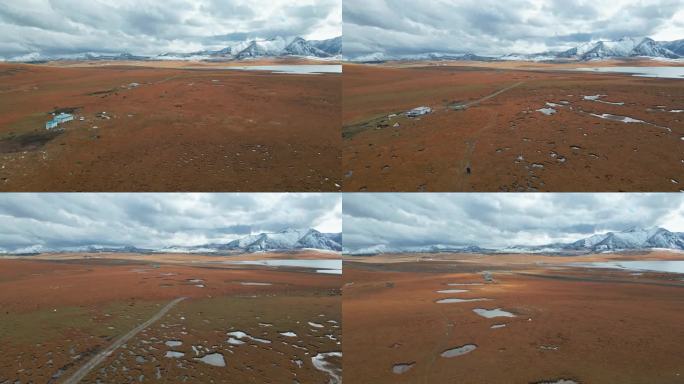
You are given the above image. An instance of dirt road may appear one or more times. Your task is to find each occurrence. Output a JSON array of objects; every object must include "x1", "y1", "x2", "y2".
[{"x1": 62, "y1": 297, "x2": 187, "y2": 384}]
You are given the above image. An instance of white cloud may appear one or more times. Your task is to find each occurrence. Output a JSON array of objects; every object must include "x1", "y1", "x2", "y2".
[
  {"x1": 0, "y1": 193, "x2": 341, "y2": 250},
  {"x1": 0, "y1": 0, "x2": 341, "y2": 58},
  {"x1": 342, "y1": 193, "x2": 684, "y2": 250},
  {"x1": 343, "y1": 0, "x2": 684, "y2": 57}
]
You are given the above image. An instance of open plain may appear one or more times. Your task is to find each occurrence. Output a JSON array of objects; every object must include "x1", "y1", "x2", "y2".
[
  {"x1": 0, "y1": 59, "x2": 341, "y2": 191},
  {"x1": 342, "y1": 61, "x2": 684, "y2": 192},
  {"x1": 0, "y1": 252, "x2": 341, "y2": 383},
  {"x1": 343, "y1": 251, "x2": 684, "y2": 384}
]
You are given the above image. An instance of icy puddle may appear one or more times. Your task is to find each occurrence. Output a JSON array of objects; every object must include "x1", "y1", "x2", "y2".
[
  {"x1": 436, "y1": 298, "x2": 490, "y2": 304},
  {"x1": 392, "y1": 362, "x2": 415, "y2": 374},
  {"x1": 226, "y1": 331, "x2": 272, "y2": 344},
  {"x1": 473, "y1": 308, "x2": 516, "y2": 318},
  {"x1": 239, "y1": 282, "x2": 273, "y2": 286},
  {"x1": 227, "y1": 259, "x2": 342, "y2": 274},
  {"x1": 537, "y1": 108, "x2": 557, "y2": 116},
  {"x1": 588, "y1": 113, "x2": 671, "y2": 132},
  {"x1": 572, "y1": 260, "x2": 684, "y2": 274},
  {"x1": 312, "y1": 352, "x2": 342, "y2": 384},
  {"x1": 583, "y1": 94, "x2": 625, "y2": 105},
  {"x1": 219, "y1": 65, "x2": 342, "y2": 75},
  {"x1": 446, "y1": 283, "x2": 484, "y2": 286},
  {"x1": 308, "y1": 321, "x2": 324, "y2": 328},
  {"x1": 165, "y1": 351, "x2": 184, "y2": 358},
  {"x1": 491, "y1": 324, "x2": 507, "y2": 329},
  {"x1": 279, "y1": 331, "x2": 297, "y2": 337},
  {"x1": 535, "y1": 379, "x2": 579, "y2": 384},
  {"x1": 436, "y1": 289, "x2": 469, "y2": 293},
  {"x1": 574, "y1": 66, "x2": 684, "y2": 79},
  {"x1": 194, "y1": 353, "x2": 226, "y2": 367},
  {"x1": 164, "y1": 340, "x2": 182, "y2": 347},
  {"x1": 440, "y1": 344, "x2": 477, "y2": 358}
]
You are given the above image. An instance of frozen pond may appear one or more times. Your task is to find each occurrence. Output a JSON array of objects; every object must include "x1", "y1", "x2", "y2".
[
  {"x1": 537, "y1": 107, "x2": 557, "y2": 116},
  {"x1": 227, "y1": 259, "x2": 341, "y2": 274},
  {"x1": 226, "y1": 330, "x2": 272, "y2": 344},
  {"x1": 583, "y1": 94, "x2": 624, "y2": 105},
  {"x1": 473, "y1": 308, "x2": 516, "y2": 318},
  {"x1": 573, "y1": 66, "x2": 684, "y2": 79},
  {"x1": 588, "y1": 113, "x2": 671, "y2": 132},
  {"x1": 436, "y1": 289, "x2": 468, "y2": 293},
  {"x1": 392, "y1": 362, "x2": 415, "y2": 374},
  {"x1": 195, "y1": 353, "x2": 226, "y2": 367},
  {"x1": 219, "y1": 65, "x2": 342, "y2": 75},
  {"x1": 572, "y1": 260, "x2": 684, "y2": 274},
  {"x1": 436, "y1": 298, "x2": 490, "y2": 304},
  {"x1": 441, "y1": 344, "x2": 477, "y2": 358}
]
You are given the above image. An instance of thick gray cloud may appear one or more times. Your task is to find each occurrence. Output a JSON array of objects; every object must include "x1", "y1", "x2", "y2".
[
  {"x1": 0, "y1": 193, "x2": 341, "y2": 251},
  {"x1": 343, "y1": 193, "x2": 684, "y2": 250},
  {"x1": 343, "y1": 0, "x2": 684, "y2": 58},
  {"x1": 0, "y1": 0, "x2": 341, "y2": 59}
]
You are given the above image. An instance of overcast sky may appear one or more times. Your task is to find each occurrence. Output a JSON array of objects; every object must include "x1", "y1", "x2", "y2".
[
  {"x1": 0, "y1": 0, "x2": 341, "y2": 60},
  {"x1": 0, "y1": 193, "x2": 341, "y2": 252},
  {"x1": 343, "y1": 194, "x2": 684, "y2": 251},
  {"x1": 343, "y1": 0, "x2": 684, "y2": 58}
]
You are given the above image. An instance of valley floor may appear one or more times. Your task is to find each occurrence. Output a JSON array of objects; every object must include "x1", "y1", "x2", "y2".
[
  {"x1": 0, "y1": 60, "x2": 341, "y2": 192},
  {"x1": 342, "y1": 251, "x2": 684, "y2": 384},
  {"x1": 0, "y1": 254, "x2": 341, "y2": 383},
  {"x1": 343, "y1": 61, "x2": 684, "y2": 192}
]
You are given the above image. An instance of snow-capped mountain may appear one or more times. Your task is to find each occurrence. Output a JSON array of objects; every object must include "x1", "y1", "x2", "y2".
[
  {"x1": 559, "y1": 227, "x2": 684, "y2": 253},
  {"x1": 7, "y1": 36, "x2": 342, "y2": 62},
  {"x1": 558, "y1": 37, "x2": 680, "y2": 60},
  {"x1": 161, "y1": 36, "x2": 341, "y2": 61},
  {"x1": 5, "y1": 244, "x2": 152, "y2": 255},
  {"x1": 310, "y1": 36, "x2": 342, "y2": 56},
  {"x1": 345, "y1": 36, "x2": 683, "y2": 62},
  {"x1": 283, "y1": 37, "x2": 331, "y2": 57},
  {"x1": 345, "y1": 227, "x2": 684, "y2": 256},
  {"x1": 347, "y1": 51, "x2": 493, "y2": 62},
  {"x1": 2, "y1": 228, "x2": 341, "y2": 255},
  {"x1": 345, "y1": 244, "x2": 491, "y2": 256},
  {"x1": 662, "y1": 39, "x2": 684, "y2": 56},
  {"x1": 222, "y1": 228, "x2": 342, "y2": 252}
]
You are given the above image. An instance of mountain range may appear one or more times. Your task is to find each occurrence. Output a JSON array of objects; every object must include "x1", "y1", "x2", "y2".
[
  {"x1": 346, "y1": 227, "x2": 684, "y2": 256},
  {"x1": 91, "y1": 36, "x2": 340, "y2": 62},
  {"x1": 0, "y1": 228, "x2": 342, "y2": 255},
  {"x1": 348, "y1": 37, "x2": 684, "y2": 62}
]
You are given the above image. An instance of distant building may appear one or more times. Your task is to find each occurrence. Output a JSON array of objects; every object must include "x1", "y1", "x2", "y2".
[{"x1": 45, "y1": 113, "x2": 74, "y2": 130}]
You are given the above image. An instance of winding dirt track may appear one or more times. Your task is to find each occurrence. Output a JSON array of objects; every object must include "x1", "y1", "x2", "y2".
[
  {"x1": 62, "y1": 297, "x2": 187, "y2": 384},
  {"x1": 453, "y1": 81, "x2": 524, "y2": 110}
]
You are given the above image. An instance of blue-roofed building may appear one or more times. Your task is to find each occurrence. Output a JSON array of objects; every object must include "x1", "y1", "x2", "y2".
[{"x1": 45, "y1": 113, "x2": 74, "y2": 130}]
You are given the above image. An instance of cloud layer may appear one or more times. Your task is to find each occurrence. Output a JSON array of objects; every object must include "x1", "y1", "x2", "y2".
[
  {"x1": 0, "y1": 193, "x2": 341, "y2": 251},
  {"x1": 0, "y1": 0, "x2": 341, "y2": 59},
  {"x1": 343, "y1": 193, "x2": 684, "y2": 251},
  {"x1": 343, "y1": 0, "x2": 684, "y2": 58}
]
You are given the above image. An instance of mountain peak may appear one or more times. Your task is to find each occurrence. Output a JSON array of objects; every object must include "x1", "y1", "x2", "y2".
[{"x1": 223, "y1": 228, "x2": 341, "y2": 253}]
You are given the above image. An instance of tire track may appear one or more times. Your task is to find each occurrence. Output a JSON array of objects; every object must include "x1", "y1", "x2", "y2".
[{"x1": 62, "y1": 296, "x2": 187, "y2": 384}]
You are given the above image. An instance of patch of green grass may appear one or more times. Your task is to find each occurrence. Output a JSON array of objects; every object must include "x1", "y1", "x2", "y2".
[
  {"x1": 0, "y1": 300, "x2": 166, "y2": 345},
  {"x1": 1, "y1": 113, "x2": 49, "y2": 138}
]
